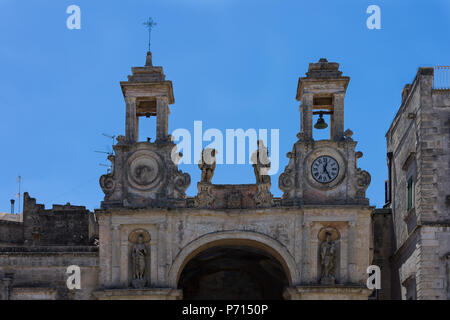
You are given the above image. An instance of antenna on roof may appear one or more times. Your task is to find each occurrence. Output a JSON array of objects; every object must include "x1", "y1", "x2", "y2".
[
  {"x1": 102, "y1": 133, "x2": 116, "y2": 145},
  {"x1": 99, "y1": 163, "x2": 112, "y2": 174},
  {"x1": 95, "y1": 133, "x2": 116, "y2": 156},
  {"x1": 102, "y1": 133, "x2": 116, "y2": 154},
  {"x1": 96, "y1": 134, "x2": 116, "y2": 173}
]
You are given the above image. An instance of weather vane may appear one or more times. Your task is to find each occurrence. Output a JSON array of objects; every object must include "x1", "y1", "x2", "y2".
[{"x1": 143, "y1": 17, "x2": 157, "y2": 52}]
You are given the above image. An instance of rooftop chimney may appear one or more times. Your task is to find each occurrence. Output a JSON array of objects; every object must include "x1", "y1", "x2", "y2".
[{"x1": 10, "y1": 199, "x2": 15, "y2": 214}]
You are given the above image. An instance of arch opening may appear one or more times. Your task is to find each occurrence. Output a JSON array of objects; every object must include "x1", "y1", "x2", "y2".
[{"x1": 178, "y1": 244, "x2": 289, "y2": 300}]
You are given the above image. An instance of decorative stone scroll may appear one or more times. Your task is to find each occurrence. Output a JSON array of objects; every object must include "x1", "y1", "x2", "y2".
[
  {"x1": 99, "y1": 155, "x2": 116, "y2": 200},
  {"x1": 356, "y1": 169, "x2": 371, "y2": 199}
]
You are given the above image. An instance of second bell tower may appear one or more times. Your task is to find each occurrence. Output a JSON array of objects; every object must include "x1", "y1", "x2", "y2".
[
  {"x1": 279, "y1": 58, "x2": 371, "y2": 205},
  {"x1": 297, "y1": 58, "x2": 349, "y2": 141}
]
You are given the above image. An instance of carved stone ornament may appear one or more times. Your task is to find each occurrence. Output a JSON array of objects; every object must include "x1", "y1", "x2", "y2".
[
  {"x1": 318, "y1": 226, "x2": 340, "y2": 242},
  {"x1": 99, "y1": 155, "x2": 116, "y2": 199},
  {"x1": 116, "y1": 135, "x2": 127, "y2": 145},
  {"x1": 170, "y1": 170, "x2": 191, "y2": 199},
  {"x1": 194, "y1": 183, "x2": 215, "y2": 208},
  {"x1": 296, "y1": 132, "x2": 305, "y2": 142},
  {"x1": 279, "y1": 169, "x2": 295, "y2": 193},
  {"x1": 254, "y1": 184, "x2": 273, "y2": 208},
  {"x1": 343, "y1": 129, "x2": 354, "y2": 141},
  {"x1": 127, "y1": 150, "x2": 163, "y2": 191},
  {"x1": 100, "y1": 174, "x2": 115, "y2": 197},
  {"x1": 356, "y1": 169, "x2": 371, "y2": 198},
  {"x1": 128, "y1": 229, "x2": 151, "y2": 244},
  {"x1": 227, "y1": 191, "x2": 242, "y2": 209}
]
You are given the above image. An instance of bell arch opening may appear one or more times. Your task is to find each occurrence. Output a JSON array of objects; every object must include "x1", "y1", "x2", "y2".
[{"x1": 177, "y1": 244, "x2": 289, "y2": 300}]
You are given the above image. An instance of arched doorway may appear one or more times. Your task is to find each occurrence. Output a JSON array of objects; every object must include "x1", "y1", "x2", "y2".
[{"x1": 178, "y1": 245, "x2": 289, "y2": 300}]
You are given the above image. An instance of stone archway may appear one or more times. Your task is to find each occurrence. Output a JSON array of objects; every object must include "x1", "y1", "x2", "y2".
[{"x1": 168, "y1": 231, "x2": 298, "y2": 300}]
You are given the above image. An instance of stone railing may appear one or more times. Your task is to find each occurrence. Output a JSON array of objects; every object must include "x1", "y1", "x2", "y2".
[{"x1": 434, "y1": 66, "x2": 450, "y2": 90}]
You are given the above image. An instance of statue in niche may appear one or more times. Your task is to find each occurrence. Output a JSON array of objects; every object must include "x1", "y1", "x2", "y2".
[
  {"x1": 131, "y1": 232, "x2": 149, "y2": 288},
  {"x1": 198, "y1": 148, "x2": 217, "y2": 184},
  {"x1": 251, "y1": 140, "x2": 271, "y2": 184},
  {"x1": 320, "y1": 231, "x2": 337, "y2": 285}
]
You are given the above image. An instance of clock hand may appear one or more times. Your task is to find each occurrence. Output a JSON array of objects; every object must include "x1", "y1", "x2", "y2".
[
  {"x1": 323, "y1": 166, "x2": 331, "y2": 179},
  {"x1": 322, "y1": 159, "x2": 332, "y2": 179}
]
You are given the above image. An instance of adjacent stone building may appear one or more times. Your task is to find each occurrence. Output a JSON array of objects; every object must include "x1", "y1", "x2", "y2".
[
  {"x1": 381, "y1": 66, "x2": 450, "y2": 300},
  {"x1": 0, "y1": 53, "x2": 448, "y2": 300}
]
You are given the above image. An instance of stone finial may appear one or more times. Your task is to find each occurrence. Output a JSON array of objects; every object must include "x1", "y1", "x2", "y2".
[
  {"x1": 145, "y1": 51, "x2": 153, "y2": 67},
  {"x1": 305, "y1": 58, "x2": 343, "y2": 79},
  {"x1": 343, "y1": 129, "x2": 354, "y2": 141}
]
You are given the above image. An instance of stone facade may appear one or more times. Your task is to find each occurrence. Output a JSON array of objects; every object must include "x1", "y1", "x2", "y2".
[
  {"x1": 0, "y1": 194, "x2": 99, "y2": 300},
  {"x1": 384, "y1": 67, "x2": 450, "y2": 299},
  {"x1": 1, "y1": 53, "x2": 448, "y2": 300},
  {"x1": 93, "y1": 57, "x2": 373, "y2": 300}
]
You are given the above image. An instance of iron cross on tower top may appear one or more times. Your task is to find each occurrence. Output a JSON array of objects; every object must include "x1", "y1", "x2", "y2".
[{"x1": 143, "y1": 17, "x2": 157, "y2": 52}]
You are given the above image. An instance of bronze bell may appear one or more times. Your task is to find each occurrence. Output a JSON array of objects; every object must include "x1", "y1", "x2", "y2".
[{"x1": 314, "y1": 112, "x2": 328, "y2": 129}]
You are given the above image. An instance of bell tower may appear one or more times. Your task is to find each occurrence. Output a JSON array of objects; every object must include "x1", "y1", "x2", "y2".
[
  {"x1": 121, "y1": 51, "x2": 174, "y2": 144},
  {"x1": 99, "y1": 51, "x2": 190, "y2": 209},
  {"x1": 297, "y1": 58, "x2": 349, "y2": 141},
  {"x1": 279, "y1": 58, "x2": 371, "y2": 205}
]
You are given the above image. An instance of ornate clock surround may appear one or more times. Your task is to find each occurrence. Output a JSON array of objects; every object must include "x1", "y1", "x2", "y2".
[
  {"x1": 304, "y1": 146, "x2": 347, "y2": 190},
  {"x1": 127, "y1": 150, "x2": 164, "y2": 191}
]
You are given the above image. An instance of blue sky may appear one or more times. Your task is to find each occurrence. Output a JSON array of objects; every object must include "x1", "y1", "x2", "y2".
[{"x1": 0, "y1": 0, "x2": 449, "y2": 213}]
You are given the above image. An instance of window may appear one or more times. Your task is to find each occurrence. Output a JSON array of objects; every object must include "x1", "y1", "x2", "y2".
[{"x1": 407, "y1": 177, "x2": 414, "y2": 211}]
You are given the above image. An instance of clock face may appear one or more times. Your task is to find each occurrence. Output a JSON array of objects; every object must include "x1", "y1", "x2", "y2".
[{"x1": 311, "y1": 156, "x2": 339, "y2": 184}]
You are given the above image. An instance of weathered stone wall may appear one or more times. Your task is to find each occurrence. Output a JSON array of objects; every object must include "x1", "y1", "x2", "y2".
[
  {"x1": 0, "y1": 221, "x2": 23, "y2": 245},
  {"x1": 96, "y1": 204, "x2": 373, "y2": 300},
  {"x1": 372, "y1": 208, "x2": 394, "y2": 300},
  {"x1": 0, "y1": 195, "x2": 99, "y2": 300},
  {"x1": 0, "y1": 247, "x2": 99, "y2": 300},
  {"x1": 416, "y1": 226, "x2": 450, "y2": 299},
  {"x1": 386, "y1": 67, "x2": 450, "y2": 300},
  {"x1": 22, "y1": 193, "x2": 96, "y2": 246}
]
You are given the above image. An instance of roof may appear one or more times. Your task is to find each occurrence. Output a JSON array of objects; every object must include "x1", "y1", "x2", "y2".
[{"x1": 0, "y1": 212, "x2": 23, "y2": 222}]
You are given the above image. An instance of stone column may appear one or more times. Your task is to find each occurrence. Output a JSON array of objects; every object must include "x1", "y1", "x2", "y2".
[
  {"x1": 125, "y1": 97, "x2": 138, "y2": 143},
  {"x1": 120, "y1": 229, "x2": 129, "y2": 287},
  {"x1": 1, "y1": 277, "x2": 13, "y2": 300},
  {"x1": 340, "y1": 226, "x2": 348, "y2": 283},
  {"x1": 301, "y1": 94, "x2": 314, "y2": 140},
  {"x1": 111, "y1": 225, "x2": 121, "y2": 286},
  {"x1": 332, "y1": 93, "x2": 345, "y2": 141},
  {"x1": 347, "y1": 220, "x2": 356, "y2": 283},
  {"x1": 301, "y1": 220, "x2": 312, "y2": 283},
  {"x1": 156, "y1": 96, "x2": 169, "y2": 143},
  {"x1": 98, "y1": 215, "x2": 112, "y2": 287}
]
